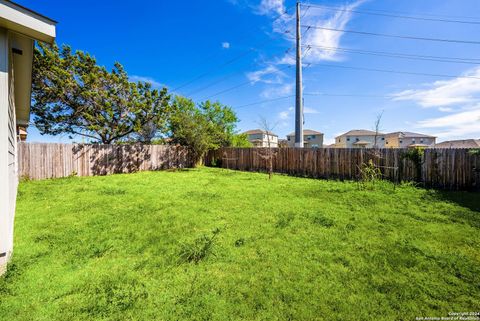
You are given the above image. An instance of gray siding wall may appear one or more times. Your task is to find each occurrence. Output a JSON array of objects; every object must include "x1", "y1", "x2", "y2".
[
  {"x1": 0, "y1": 29, "x2": 10, "y2": 274},
  {"x1": 0, "y1": 30, "x2": 18, "y2": 275}
]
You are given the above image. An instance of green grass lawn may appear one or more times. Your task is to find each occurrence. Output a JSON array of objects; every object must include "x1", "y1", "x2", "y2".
[{"x1": 1, "y1": 168, "x2": 479, "y2": 321}]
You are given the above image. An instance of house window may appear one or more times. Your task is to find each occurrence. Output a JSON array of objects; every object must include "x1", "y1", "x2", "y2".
[
  {"x1": 311, "y1": 135, "x2": 316, "y2": 139},
  {"x1": 307, "y1": 136, "x2": 311, "y2": 140},
  {"x1": 347, "y1": 138, "x2": 350, "y2": 141},
  {"x1": 400, "y1": 140, "x2": 403, "y2": 144},
  {"x1": 287, "y1": 137, "x2": 290, "y2": 141},
  {"x1": 386, "y1": 141, "x2": 389, "y2": 145},
  {"x1": 381, "y1": 137, "x2": 385, "y2": 140},
  {"x1": 420, "y1": 139, "x2": 424, "y2": 143},
  {"x1": 356, "y1": 138, "x2": 359, "y2": 142}
]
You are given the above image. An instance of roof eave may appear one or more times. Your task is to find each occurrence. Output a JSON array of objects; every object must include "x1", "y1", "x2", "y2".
[{"x1": 0, "y1": 0, "x2": 56, "y2": 44}]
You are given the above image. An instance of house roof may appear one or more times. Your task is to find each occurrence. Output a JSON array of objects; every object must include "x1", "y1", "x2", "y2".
[
  {"x1": 0, "y1": 0, "x2": 56, "y2": 43},
  {"x1": 386, "y1": 131, "x2": 436, "y2": 138},
  {"x1": 337, "y1": 129, "x2": 383, "y2": 137},
  {"x1": 287, "y1": 129, "x2": 323, "y2": 136},
  {"x1": 5, "y1": 1, "x2": 57, "y2": 23},
  {"x1": 435, "y1": 139, "x2": 480, "y2": 148},
  {"x1": 243, "y1": 129, "x2": 278, "y2": 136}
]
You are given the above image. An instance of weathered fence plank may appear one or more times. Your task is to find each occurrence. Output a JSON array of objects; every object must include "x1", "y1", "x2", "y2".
[
  {"x1": 18, "y1": 143, "x2": 194, "y2": 180},
  {"x1": 205, "y1": 147, "x2": 480, "y2": 190}
]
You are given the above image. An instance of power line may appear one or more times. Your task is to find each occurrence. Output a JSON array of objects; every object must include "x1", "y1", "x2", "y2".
[
  {"x1": 301, "y1": 3, "x2": 480, "y2": 25},
  {"x1": 235, "y1": 95, "x2": 295, "y2": 109},
  {"x1": 301, "y1": 25, "x2": 480, "y2": 45},
  {"x1": 304, "y1": 92, "x2": 395, "y2": 98},
  {"x1": 200, "y1": 45, "x2": 309, "y2": 102},
  {"x1": 235, "y1": 93, "x2": 391, "y2": 109},
  {"x1": 201, "y1": 64, "x2": 294, "y2": 101},
  {"x1": 304, "y1": 63, "x2": 480, "y2": 80},
  {"x1": 186, "y1": 69, "x2": 246, "y2": 97},
  {"x1": 302, "y1": 44, "x2": 480, "y2": 65},
  {"x1": 172, "y1": 35, "x2": 289, "y2": 92},
  {"x1": 232, "y1": 90, "x2": 469, "y2": 110},
  {"x1": 188, "y1": 46, "x2": 294, "y2": 97},
  {"x1": 301, "y1": 2, "x2": 480, "y2": 22},
  {"x1": 171, "y1": 7, "x2": 294, "y2": 92}
]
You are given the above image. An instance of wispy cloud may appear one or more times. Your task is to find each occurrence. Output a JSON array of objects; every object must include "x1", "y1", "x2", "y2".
[
  {"x1": 393, "y1": 66, "x2": 480, "y2": 140},
  {"x1": 243, "y1": 0, "x2": 364, "y2": 99},
  {"x1": 261, "y1": 83, "x2": 293, "y2": 98},
  {"x1": 304, "y1": 107, "x2": 320, "y2": 114},
  {"x1": 129, "y1": 75, "x2": 164, "y2": 88},
  {"x1": 222, "y1": 42, "x2": 231, "y2": 49},
  {"x1": 274, "y1": 0, "x2": 367, "y2": 64},
  {"x1": 392, "y1": 67, "x2": 480, "y2": 108},
  {"x1": 416, "y1": 107, "x2": 480, "y2": 139},
  {"x1": 277, "y1": 105, "x2": 320, "y2": 120},
  {"x1": 246, "y1": 65, "x2": 287, "y2": 84},
  {"x1": 257, "y1": 0, "x2": 285, "y2": 16},
  {"x1": 278, "y1": 106, "x2": 293, "y2": 120}
]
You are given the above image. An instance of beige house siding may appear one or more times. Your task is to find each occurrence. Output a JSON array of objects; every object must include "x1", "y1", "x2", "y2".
[
  {"x1": 287, "y1": 131, "x2": 324, "y2": 148},
  {"x1": 336, "y1": 134, "x2": 385, "y2": 148},
  {"x1": 385, "y1": 134, "x2": 436, "y2": 148},
  {"x1": 385, "y1": 137, "x2": 436, "y2": 148},
  {"x1": 247, "y1": 133, "x2": 278, "y2": 147}
]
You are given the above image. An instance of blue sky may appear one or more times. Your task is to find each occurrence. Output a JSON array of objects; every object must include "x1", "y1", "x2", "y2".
[{"x1": 21, "y1": 0, "x2": 480, "y2": 144}]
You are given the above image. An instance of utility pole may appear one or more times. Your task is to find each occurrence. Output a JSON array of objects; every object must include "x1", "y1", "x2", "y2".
[{"x1": 295, "y1": 1, "x2": 304, "y2": 148}]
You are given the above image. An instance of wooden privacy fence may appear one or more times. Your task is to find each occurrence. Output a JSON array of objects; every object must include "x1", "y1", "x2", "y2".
[
  {"x1": 205, "y1": 147, "x2": 480, "y2": 190},
  {"x1": 18, "y1": 143, "x2": 194, "y2": 180}
]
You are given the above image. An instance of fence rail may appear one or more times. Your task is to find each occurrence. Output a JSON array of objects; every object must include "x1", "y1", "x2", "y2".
[
  {"x1": 205, "y1": 147, "x2": 480, "y2": 190},
  {"x1": 18, "y1": 143, "x2": 194, "y2": 180}
]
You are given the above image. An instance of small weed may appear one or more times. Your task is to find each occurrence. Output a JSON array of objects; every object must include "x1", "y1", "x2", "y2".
[
  {"x1": 468, "y1": 148, "x2": 480, "y2": 155},
  {"x1": 358, "y1": 159, "x2": 382, "y2": 190},
  {"x1": 275, "y1": 212, "x2": 295, "y2": 228},
  {"x1": 178, "y1": 228, "x2": 220, "y2": 264},
  {"x1": 66, "y1": 275, "x2": 148, "y2": 317},
  {"x1": 99, "y1": 187, "x2": 127, "y2": 196},
  {"x1": 19, "y1": 175, "x2": 31, "y2": 183},
  {"x1": 234, "y1": 238, "x2": 245, "y2": 247},
  {"x1": 312, "y1": 214, "x2": 335, "y2": 228},
  {"x1": 345, "y1": 223, "x2": 356, "y2": 232}
]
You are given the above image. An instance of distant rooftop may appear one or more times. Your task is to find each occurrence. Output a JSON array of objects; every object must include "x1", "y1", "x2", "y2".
[
  {"x1": 386, "y1": 131, "x2": 436, "y2": 138},
  {"x1": 243, "y1": 129, "x2": 277, "y2": 136},
  {"x1": 337, "y1": 129, "x2": 383, "y2": 137},
  {"x1": 435, "y1": 139, "x2": 480, "y2": 148},
  {"x1": 287, "y1": 129, "x2": 323, "y2": 136}
]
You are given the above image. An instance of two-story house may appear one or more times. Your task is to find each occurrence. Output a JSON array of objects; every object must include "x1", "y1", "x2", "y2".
[
  {"x1": 335, "y1": 130, "x2": 385, "y2": 148},
  {"x1": 385, "y1": 132, "x2": 436, "y2": 148},
  {"x1": 243, "y1": 129, "x2": 278, "y2": 147},
  {"x1": 287, "y1": 129, "x2": 324, "y2": 148}
]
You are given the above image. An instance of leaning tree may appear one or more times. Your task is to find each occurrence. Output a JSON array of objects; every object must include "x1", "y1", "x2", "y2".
[{"x1": 32, "y1": 43, "x2": 170, "y2": 144}]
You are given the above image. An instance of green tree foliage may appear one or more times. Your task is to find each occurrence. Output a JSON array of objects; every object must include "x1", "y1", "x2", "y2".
[
  {"x1": 231, "y1": 133, "x2": 252, "y2": 147},
  {"x1": 32, "y1": 43, "x2": 170, "y2": 144},
  {"x1": 168, "y1": 97, "x2": 242, "y2": 163}
]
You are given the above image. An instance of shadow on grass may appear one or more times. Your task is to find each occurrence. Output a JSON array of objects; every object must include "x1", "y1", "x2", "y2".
[{"x1": 431, "y1": 190, "x2": 480, "y2": 228}]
